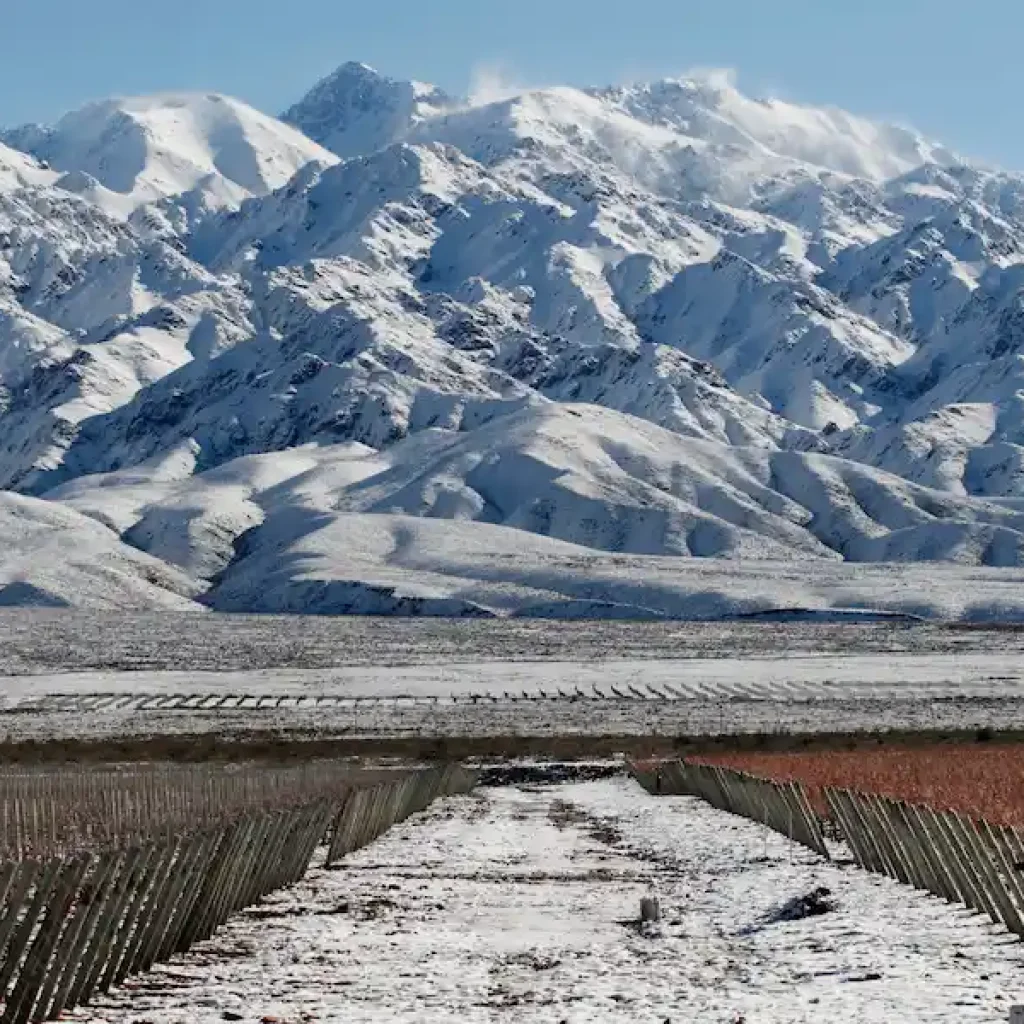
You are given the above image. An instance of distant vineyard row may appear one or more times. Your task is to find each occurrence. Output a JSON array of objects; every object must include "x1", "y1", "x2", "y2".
[{"x1": 700, "y1": 745, "x2": 1024, "y2": 827}]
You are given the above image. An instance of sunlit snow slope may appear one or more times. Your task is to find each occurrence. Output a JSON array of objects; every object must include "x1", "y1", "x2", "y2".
[{"x1": 4, "y1": 62, "x2": 1024, "y2": 615}]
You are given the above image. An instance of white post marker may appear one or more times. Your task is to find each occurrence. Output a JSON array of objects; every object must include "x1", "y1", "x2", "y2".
[{"x1": 1010, "y1": 1007, "x2": 1024, "y2": 1023}]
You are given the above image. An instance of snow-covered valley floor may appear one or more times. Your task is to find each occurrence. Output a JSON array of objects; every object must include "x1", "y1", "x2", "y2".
[
  {"x1": 3, "y1": 618, "x2": 1024, "y2": 742},
  {"x1": 71, "y1": 778, "x2": 1024, "y2": 1023},
  {"x1": 5, "y1": 614, "x2": 1021, "y2": 676}
]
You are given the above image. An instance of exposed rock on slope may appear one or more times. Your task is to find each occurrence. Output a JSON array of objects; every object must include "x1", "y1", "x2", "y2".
[{"x1": 2, "y1": 63, "x2": 1024, "y2": 613}]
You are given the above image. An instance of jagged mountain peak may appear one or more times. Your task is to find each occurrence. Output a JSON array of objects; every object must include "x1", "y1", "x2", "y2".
[
  {"x1": 600, "y1": 70, "x2": 958, "y2": 182},
  {"x1": 281, "y1": 61, "x2": 456, "y2": 160},
  {"x1": 278, "y1": 63, "x2": 962, "y2": 198}
]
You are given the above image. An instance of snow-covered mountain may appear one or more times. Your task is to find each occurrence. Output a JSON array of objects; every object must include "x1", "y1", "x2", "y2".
[
  {"x1": 5, "y1": 62, "x2": 1024, "y2": 616},
  {"x1": 282, "y1": 62, "x2": 454, "y2": 160},
  {"x1": 3, "y1": 93, "x2": 337, "y2": 214}
]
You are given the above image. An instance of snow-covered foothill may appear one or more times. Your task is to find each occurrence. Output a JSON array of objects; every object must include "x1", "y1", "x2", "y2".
[
  {"x1": 48, "y1": 404, "x2": 1024, "y2": 619},
  {"x1": 0, "y1": 490, "x2": 203, "y2": 610}
]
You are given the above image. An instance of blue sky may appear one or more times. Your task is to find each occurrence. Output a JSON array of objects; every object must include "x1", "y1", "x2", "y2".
[{"x1": 3, "y1": 0, "x2": 1021, "y2": 167}]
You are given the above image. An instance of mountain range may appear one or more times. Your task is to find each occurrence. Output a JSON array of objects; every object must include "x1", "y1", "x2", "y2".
[{"x1": 3, "y1": 61, "x2": 1024, "y2": 618}]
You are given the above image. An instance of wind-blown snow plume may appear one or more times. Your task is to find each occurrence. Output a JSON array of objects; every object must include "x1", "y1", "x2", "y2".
[{"x1": 467, "y1": 63, "x2": 538, "y2": 107}]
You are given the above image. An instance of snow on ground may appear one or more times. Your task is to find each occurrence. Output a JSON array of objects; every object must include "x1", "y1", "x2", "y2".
[
  {"x1": 5, "y1": 651, "x2": 1023, "y2": 702},
  {"x1": 3, "y1": 618, "x2": 1024, "y2": 743},
  {"x1": 70, "y1": 777, "x2": 1024, "y2": 1023},
  {"x1": 5, "y1": 691, "x2": 1024, "y2": 744},
  {"x1": 3, "y1": 614, "x2": 1021, "y2": 675}
]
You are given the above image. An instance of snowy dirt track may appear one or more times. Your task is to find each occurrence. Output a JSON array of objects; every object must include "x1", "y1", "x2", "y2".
[{"x1": 72, "y1": 778, "x2": 1024, "y2": 1023}]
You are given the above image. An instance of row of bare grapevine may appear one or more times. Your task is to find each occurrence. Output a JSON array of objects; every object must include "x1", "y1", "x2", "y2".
[
  {"x1": 0, "y1": 760, "x2": 476, "y2": 1024},
  {"x1": 634, "y1": 753, "x2": 1024, "y2": 942},
  {"x1": 699, "y1": 745, "x2": 1024, "y2": 826}
]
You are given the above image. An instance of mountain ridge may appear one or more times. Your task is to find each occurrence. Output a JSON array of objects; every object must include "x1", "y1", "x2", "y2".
[{"x1": 3, "y1": 62, "x2": 1024, "y2": 616}]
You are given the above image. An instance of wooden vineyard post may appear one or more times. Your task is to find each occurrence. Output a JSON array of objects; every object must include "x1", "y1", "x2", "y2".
[
  {"x1": 222, "y1": 815, "x2": 274, "y2": 917},
  {"x1": 155, "y1": 833, "x2": 219, "y2": 965},
  {"x1": 853, "y1": 793, "x2": 900, "y2": 882},
  {"x1": 118, "y1": 838, "x2": 188, "y2": 984},
  {"x1": 360, "y1": 785, "x2": 389, "y2": 848},
  {"x1": 177, "y1": 822, "x2": 241, "y2": 951},
  {"x1": 826, "y1": 791, "x2": 868, "y2": 872},
  {"x1": 291, "y1": 804, "x2": 333, "y2": 885},
  {"x1": 843, "y1": 791, "x2": 891, "y2": 876},
  {"x1": 346, "y1": 787, "x2": 373, "y2": 854},
  {"x1": 237, "y1": 813, "x2": 284, "y2": 907},
  {"x1": 2, "y1": 853, "x2": 91, "y2": 1024},
  {"x1": 888, "y1": 802, "x2": 948, "y2": 902},
  {"x1": 824, "y1": 790, "x2": 869, "y2": 870},
  {"x1": 864, "y1": 795, "x2": 915, "y2": 886},
  {"x1": 0, "y1": 865, "x2": 20, "y2": 940},
  {"x1": 937, "y1": 809, "x2": 1000, "y2": 922},
  {"x1": 105, "y1": 841, "x2": 178, "y2": 991},
  {"x1": 44, "y1": 849, "x2": 124, "y2": 1019},
  {"x1": 269, "y1": 808, "x2": 308, "y2": 891},
  {"x1": 0, "y1": 761, "x2": 474, "y2": 1021},
  {"x1": 326, "y1": 790, "x2": 361, "y2": 867},
  {"x1": 923, "y1": 808, "x2": 989, "y2": 916},
  {"x1": 204, "y1": 817, "x2": 264, "y2": 941},
  {"x1": 280, "y1": 806, "x2": 321, "y2": 889},
  {"x1": 33, "y1": 850, "x2": 119, "y2": 1021},
  {"x1": 990, "y1": 826, "x2": 1024, "y2": 928},
  {"x1": 906, "y1": 803, "x2": 961, "y2": 904},
  {"x1": 93, "y1": 843, "x2": 162, "y2": 994},
  {"x1": 951, "y1": 813, "x2": 1021, "y2": 934},
  {"x1": 0, "y1": 859, "x2": 64, "y2": 999},
  {"x1": 135, "y1": 833, "x2": 207, "y2": 975},
  {"x1": 69, "y1": 846, "x2": 146, "y2": 1008},
  {"x1": 0, "y1": 862, "x2": 41, "y2": 977},
  {"x1": 633, "y1": 761, "x2": 830, "y2": 859},
  {"x1": 778, "y1": 782, "x2": 820, "y2": 856}
]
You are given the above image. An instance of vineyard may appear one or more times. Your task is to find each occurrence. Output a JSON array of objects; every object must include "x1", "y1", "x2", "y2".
[
  {"x1": 0, "y1": 750, "x2": 1018, "y2": 1021},
  {"x1": 697, "y1": 744, "x2": 1024, "y2": 826},
  {"x1": 633, "y1": 747, "x2": 1024, "y2": 955},
  {"x1": 0, "y1": 616, "x2": 1022, "y2": 1020},
  {"x1": 0, "y1": 761, "x2": 475, "y2": 1024}
]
